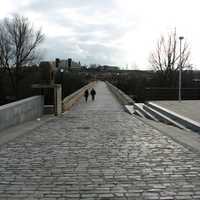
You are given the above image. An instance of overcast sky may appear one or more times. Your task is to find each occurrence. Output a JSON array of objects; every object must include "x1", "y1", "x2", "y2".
[{"x1": 1, "y1": 0, "x2": 200, "y2": 69}]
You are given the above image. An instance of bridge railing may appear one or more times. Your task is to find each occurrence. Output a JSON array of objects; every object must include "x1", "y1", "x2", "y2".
[{"x1": 106, "y1": 81, "x2": 135, "y2": 107}]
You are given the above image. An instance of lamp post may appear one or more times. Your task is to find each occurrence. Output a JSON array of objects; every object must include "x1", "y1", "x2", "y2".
[
  {"x1": 60, "y1": 68, "x2": 64, "y2": 100},
  {"x1": 60, "y1": 68, "x2": 64, "y2": 82},
  {"x1": 60, "y1": 68, "x2": 64, "y2": 88},
  {"x1": 178, "y1": 36, "x2": 184, "y2": 102}
]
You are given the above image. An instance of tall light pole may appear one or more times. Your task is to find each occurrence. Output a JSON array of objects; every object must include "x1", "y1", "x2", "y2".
[
  {"x1": 60, "y1": 68, "x2": 64, "y2": 99},
  {"x1": 178, "y1": 36, "x2": 184, "y2": 102}
]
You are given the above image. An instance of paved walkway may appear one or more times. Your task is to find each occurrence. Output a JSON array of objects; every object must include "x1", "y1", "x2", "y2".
[
  {"x1": 0, "y1": 82, "x2": 200, "y2": 200},
  {"x1": 153, "y1": 100, "x2": 200, "y2": 123}
]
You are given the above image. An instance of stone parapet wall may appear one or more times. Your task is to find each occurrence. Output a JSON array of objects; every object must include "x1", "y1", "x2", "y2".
[
  {"x1": 106, "y1": 81, "x2": 134, "y2": 106},
  {"x1": 0, "y1": 96, "x2": 44, "y2": 131}
]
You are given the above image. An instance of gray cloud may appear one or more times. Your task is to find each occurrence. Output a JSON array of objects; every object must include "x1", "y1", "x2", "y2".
[
  {"x1": 23, "y1": 0, "x2": 115, "y2": 13},
  {"x1": 4, "y1": 0, "x2": 200, "y2": 69},
  {"x1": 14, "y1": 0, "x2": 137, "y2": 66},
  {"x1": 42, "y1": 35, "x2": 125, "y2": 66}
]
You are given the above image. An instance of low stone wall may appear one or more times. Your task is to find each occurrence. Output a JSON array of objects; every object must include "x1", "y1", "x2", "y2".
[
  {"x1": 0, "y1": 96, "x2": 44, "y2": 131},
  {"x1": 62, "y1": 82, "x2": 96, "y2": 112},
  {"x1": 106, "y1": 82, "x2": 134, "y2": 105},
  {"x1": 147, "y1": 102, "x2": 200, "y2": 133}
]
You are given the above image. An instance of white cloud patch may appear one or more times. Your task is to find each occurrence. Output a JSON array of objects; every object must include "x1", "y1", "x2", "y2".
[{"x1": 1, "y1": 0, "x2": 200, "y2": 69}]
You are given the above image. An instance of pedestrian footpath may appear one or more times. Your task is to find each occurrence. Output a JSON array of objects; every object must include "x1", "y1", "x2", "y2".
[{"x1": 0, "y1": 81, "x2": 199, "y2": 199}]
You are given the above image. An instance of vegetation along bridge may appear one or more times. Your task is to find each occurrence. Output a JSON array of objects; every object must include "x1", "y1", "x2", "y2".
[{"x1": 0, "y1": 81, "x2": 200, "y2": 199}]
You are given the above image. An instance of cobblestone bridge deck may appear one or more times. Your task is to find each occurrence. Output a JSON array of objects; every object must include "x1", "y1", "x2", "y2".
[{"x1": 0, "y1": 82, "x2": 200, "y2": 199}]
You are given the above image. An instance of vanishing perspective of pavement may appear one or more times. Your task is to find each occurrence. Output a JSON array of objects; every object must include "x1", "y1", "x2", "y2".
[{"x1": 0, "y1": 82, "x2": 199, "y2": 199}]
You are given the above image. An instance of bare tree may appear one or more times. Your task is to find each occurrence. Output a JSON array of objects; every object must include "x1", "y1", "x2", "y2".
[
  {"x1": 0, "y1": 24, "x2": 15, "y2": 90},
  {"x1": 149, "y1": 30, "x2": 191, "y2": 86},
  {"x1": 0, "y1": 14, "x2": 44, "y2": 98}
]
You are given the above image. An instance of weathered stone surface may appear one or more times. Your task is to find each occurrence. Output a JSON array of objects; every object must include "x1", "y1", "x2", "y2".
[{"x1": 0, "y1": 82, "x2": 199, "y2": 199}]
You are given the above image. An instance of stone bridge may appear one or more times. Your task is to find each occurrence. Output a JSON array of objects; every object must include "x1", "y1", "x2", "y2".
[{"x1": 0, "y1": 81, "x2": 200, "y2": 199}]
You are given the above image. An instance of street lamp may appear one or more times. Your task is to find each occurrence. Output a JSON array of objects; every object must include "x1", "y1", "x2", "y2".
[
  {"x1": 60, "y1": 68, "x2": 64, "y2": 84},
  {"x1": 178, "y1": 36, "x2": 184, "y2": 102},
  {"x1": 60, "y1": 68, "x2": 64, "y2": 98}
]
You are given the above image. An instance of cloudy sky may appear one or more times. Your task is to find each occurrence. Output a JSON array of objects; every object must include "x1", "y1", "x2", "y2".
[{"x1": 1, "y1": 0, "x2": 200, "y2": 69}]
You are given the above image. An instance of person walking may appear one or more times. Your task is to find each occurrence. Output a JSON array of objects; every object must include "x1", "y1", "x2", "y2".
[
  {"x1": 90, "y1": 88, "x2": 96, "y2": 101},
  {"x1": 84, "y1": 89, "x2": 89, "y2": 102}
]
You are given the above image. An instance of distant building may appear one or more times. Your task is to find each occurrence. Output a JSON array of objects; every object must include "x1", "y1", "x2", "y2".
[
  {"x1": 97, "y1": 65, "x2": 119, "y2": 71},
  {"x1": 68, "y1": 59, "x2": 81, "y2": 71},
  {"x1": 57, "y1": 58, "x2": 81, "y2": 71},
  {"x1": 40, "y1": 58, "x2": 82, "y2": 72},
  {"x1": 89, "y1": 64, "x2": 98, "y2": 69},
  {"x1": 56, "y1": 59, "x2": 68, "y2": 71}
]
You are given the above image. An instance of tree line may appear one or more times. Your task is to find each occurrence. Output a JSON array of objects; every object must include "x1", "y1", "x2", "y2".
[
  {"x1": 110, "y1": 69, "x2": 198, "y2": 102},
  {"x1": 111, "y1": 29, "x2": 199, "y2": 102}
]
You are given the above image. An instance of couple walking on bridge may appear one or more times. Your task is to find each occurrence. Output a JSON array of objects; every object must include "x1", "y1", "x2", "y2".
[{"x1": 84, "y1": 88, "x2": 96, "y2": 102}]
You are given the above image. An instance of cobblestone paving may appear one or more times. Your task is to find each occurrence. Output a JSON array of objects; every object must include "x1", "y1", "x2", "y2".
[{"x1": 0, "y1": 82, "x2": 200, "y2": 200}]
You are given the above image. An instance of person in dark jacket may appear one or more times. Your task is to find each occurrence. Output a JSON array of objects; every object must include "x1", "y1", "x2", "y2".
[
  {"x1": 84, "y1": 89, "x2": 89, "y2": 102},
  {"x1": 90, "y1": 88, "x2": 96, "y2": 101}
]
